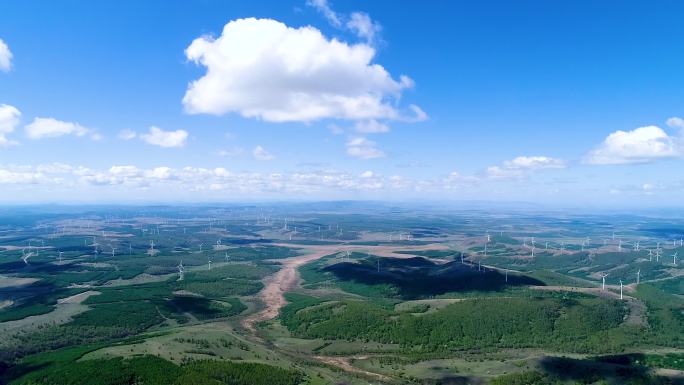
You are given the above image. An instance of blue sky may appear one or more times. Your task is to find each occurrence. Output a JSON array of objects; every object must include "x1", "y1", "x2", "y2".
[{"x1": 1, "y1": 0, "x2": 684, "y2": 205}]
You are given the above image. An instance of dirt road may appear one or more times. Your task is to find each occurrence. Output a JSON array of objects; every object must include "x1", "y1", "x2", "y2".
[{"x1": 241, "y1": 242, "x2": 450, "y2": 331}]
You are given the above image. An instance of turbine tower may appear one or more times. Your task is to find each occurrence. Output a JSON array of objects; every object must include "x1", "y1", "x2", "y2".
[
  {"x1": 600, "y1": 273, "x2": 608, "y2": 291},
  {"x1": 619, "y1": 279, "x2": 624, "y2": 300},
  {"x1": 636, "y1": 269, "x2": 641, "y2": 285}
]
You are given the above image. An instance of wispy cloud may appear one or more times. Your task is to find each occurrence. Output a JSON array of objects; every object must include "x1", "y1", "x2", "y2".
[
  {"x1": 346, "y1": 136, "x2": 385, "y2": 159},
  {"x1": 253, "y1": 145, "x2": 275, "y2": 161},
  {"x1": 25, "y1": 117, "x2": 99, "y2": 140}
]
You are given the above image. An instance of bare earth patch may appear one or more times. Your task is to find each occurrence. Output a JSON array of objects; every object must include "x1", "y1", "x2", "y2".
[{"x1": 0, "y1": 275, "x2": 40, "y2": 288}]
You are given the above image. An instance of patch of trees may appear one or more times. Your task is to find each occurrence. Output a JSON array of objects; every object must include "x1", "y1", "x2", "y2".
[
  {"x1": 12, "y1": 355, "x2": 303, "y2": 385},
  {"x1": 281, "y1": 295, "x2": 632, "y2": 354}
]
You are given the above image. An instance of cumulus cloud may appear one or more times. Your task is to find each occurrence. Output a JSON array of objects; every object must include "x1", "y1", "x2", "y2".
[
  {"x1": 584, "y1": 125, "x2": 680, "y2": 165},
  {"x1": 25, "y1": 117, "x2": 98, "y2": 140},
  {"x1": 666, "y1": 116, "x2": 684, "y2": 131},
  {"x1": 0, "y1": 104, "x2": 20, "y2": 147},
  {"x1": 253, "y1": 145, "x2": 275, "y2": 160},
  {"x1": 140, "y1": 126, "x2": 188, "y2": 148},
  {"x1": 183, "y1": 18, "x2": 421, "y2": 123},
  {"x1": 0, "y1": 39, "x2": 12, "y2": 72},
  {"x1": 346, "y1": 136, "x2": 385, "y2": 159},
  {"x1": 487, "y1": 155, "x2": 566, "y2": 178}
]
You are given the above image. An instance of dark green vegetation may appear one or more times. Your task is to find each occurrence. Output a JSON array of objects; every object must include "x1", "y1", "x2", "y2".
[
  {"x1": 281, "y1": 294, "x2": 635, "y2": 354},
  {"x1": 12, "y1": 355, "x2": 302, "y2": 385}
]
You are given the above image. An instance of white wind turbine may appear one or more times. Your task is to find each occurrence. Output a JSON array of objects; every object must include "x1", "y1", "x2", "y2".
[
  {"x1": 619, "y1": 279, "x2": 624, "y2": 300},
  {"x1": 673, "y1": 252, "x2": 678, "y2": 266},
  {"x1": 636, "y1": 269, "x2": 641, "y2": 285},
  {"x1": 600, "y1": 273, "x2": 608, "y2": 291},
  {"x1": 633, "y1": 241, "x2": 640, "y2": 252}
]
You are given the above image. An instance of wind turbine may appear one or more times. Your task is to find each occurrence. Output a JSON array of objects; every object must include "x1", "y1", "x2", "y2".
[
  {"x1": 199, "y1": 243, "x2": 203, "y2": 252},
  {"x1": 636, "y1": 269, "x2": 641, "y2": 285},
  {"x1": 58, "y1": 251, "x2": 63, "y2": 263},
  {"x1": 208, "y1": 258, "x2": 212, "y2": 270},
  {"x1": 111, "y1": 247, "x2": 116, "y2": 257},
  {"x1": 619, "y1": 279, "x2": 624, "y2": 300},
  {"x1": 618, "y1": 239, "x2": 622, "y2": 252},
  {"x1": 560, "y1": 242, "x2": 565, "y2": 255},
  {"x1": 600, "y1": 273, "x2": 608, "y2": 291},
  {"x1": 225, "y1": 253, "x2": 230, "y2": 262},
  {"x1": 634, "y1": 241, "x2": 640, "y2": 252},
  {"x1": 545, "y1": 241, "x2": 549, "y2": 250},
  {"x1": 648, "y1": 249, "x2": 653, "y2": 262},
  {"x1": 673, "y1": 252, "x2": 678, "y2": 266}
]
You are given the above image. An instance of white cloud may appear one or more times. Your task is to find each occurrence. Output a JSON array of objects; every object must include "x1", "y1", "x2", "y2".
[
  {"x1": 306, "y1": 0, "x2": 341, "y2": 27},
  {"x1": 584, "y1": 125, "x2": 680, "y2": 165},
  {"x1": 140, "y1": 126, "x2": 188, "y2": 148},
  {"x1": 183, "y1": 18, "x2": 421, "y2": 123},
  {"x1": 307, "y1": 1, "x2": 381, "y2": 44},
  {"x1": 0, "y1": 39, "x2": 12, "y2": 72},
  {"x1": 0, "y1": 104, "x2": 20, "y2": 147},
  {"x1": 253, "y1": 145, "x2": 275, "y2": 161},
  {"x1": 503, "y1": 156, "x2": 566, "y2": 170},
  {"x1": 346, "y1": 136, "x2": 385, "y2": 159},
  {"x1": 666, "y1": 116, "x2": 684, "y2": 131},
  {"x1": 347, "y1": 12, "x2": 381, "y2": 44},
  {"x1": 118, "y1": 129, "x2": 137, "y2": 140},
  {"x1": 487, "y1": 155, "x2": 565, "y2": 179},
  {"x1": 25, "y1": 117, "x2": 97, "y2": 140},
  {"x1": 355, "y1": 119, "x2": 389, "y2": 133}
]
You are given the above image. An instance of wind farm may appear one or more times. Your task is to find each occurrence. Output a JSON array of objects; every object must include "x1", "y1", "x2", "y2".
[{"x1": 0, "y1": 203, "x2": 682, "y2": 384}]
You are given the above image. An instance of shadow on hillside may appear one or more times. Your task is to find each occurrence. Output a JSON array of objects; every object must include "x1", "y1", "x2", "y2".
[
  {"x1": 324, "y1": 257, "x2": 544, "y2": 298},
  {"x1": 539, "y1": 355, "x2": 684, "y2": 385}
]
